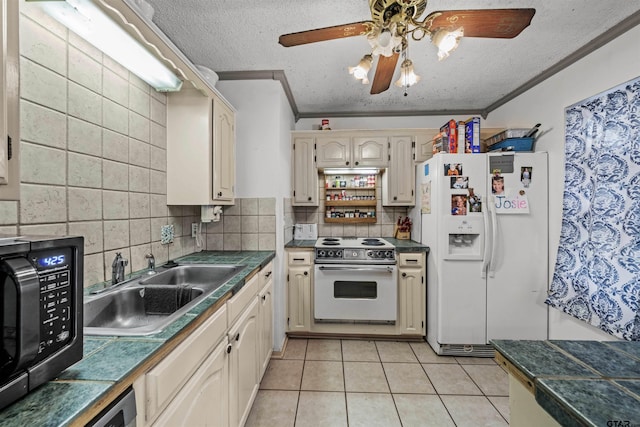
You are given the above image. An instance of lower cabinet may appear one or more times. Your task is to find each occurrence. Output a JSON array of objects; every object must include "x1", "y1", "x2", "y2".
[
  {"x1": 228, "y1": 296, "x2": 259, "y2": 427},
  {"x1": 134, "y1": 265, "x2": 273, "y2": 427},
  {"x1": 152, "y1": 337, "x2": 229, "y2": 427},
  {"x1": 286, "y1": 251, "x2": 313, "y2": 332},
  {"x1": 398, "y1": 253, "x2": 425, "y2": 335}
]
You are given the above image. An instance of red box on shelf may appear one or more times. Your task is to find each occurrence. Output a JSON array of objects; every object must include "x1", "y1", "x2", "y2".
[{"x1": 440, "y1": 119, "x2": 458, "y2": 153}]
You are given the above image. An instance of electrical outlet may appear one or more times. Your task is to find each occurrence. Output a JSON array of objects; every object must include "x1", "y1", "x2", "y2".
[{"x1": 191, "y1": 223, "x2": 198, "y2": 238}]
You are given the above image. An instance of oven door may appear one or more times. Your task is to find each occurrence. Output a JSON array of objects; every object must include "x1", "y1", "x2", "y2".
[{"x1": 314, "y1": 264, "x2": 397, "y2": 322}]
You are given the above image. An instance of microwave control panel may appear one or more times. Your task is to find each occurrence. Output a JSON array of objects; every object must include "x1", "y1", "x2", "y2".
[{"x1": 31, "y1": 247, "x2": 74, "y2": 362}]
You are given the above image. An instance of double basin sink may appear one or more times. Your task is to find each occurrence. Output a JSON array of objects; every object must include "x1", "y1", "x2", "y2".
[{"x1": 84, "y1": 264, "x2": 246, "y2": 336}]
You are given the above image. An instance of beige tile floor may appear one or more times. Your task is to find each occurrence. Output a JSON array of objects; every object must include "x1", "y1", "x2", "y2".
[{"x1": 246, "y1": 338, "x2": 510, "y2": 427}]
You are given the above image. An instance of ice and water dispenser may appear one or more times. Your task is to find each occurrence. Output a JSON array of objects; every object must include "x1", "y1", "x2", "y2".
[{"x1": 444, "y1": 217, "x2": 484, "y2": 259}]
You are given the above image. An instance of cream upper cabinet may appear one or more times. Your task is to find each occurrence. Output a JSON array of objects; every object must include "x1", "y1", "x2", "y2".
[
  {"x1": 316, "y1": 135, "x2": 389, "y2": 168},
  {"x1": 383, "y1": 135, "x2": 415, "y2": 206},
  {"x1": 352, "y1": 136, "x2": 389, "y2": 167},
  {"x1": 292, "y1": 137, "x2": 318, "y2": 206},
  {"x1": 316, "y1": 136, "x2": 351, "y2": 168},
  {"x1": 212, "y1": 97, "x2": 235, "y2": 202},
  {"x1": 167, "y1": 88, "x2": 235, "y2": 205},
  {"x1": 0, "y1": 0, "x2": 19, "y2": 201}
]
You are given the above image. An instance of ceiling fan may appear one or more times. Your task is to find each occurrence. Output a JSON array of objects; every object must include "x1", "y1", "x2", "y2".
[{"x1": 278, "y1": 0, "x2": 535, "y2": 95}]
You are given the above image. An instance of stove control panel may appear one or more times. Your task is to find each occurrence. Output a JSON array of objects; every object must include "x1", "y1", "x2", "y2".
[{"x1": 315, "y1": 248, "x2": 396, "y2": 263}]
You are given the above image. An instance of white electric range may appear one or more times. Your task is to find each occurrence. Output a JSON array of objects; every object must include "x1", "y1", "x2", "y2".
[{"x1": 313, "y1": 237, "x2": 397, "y2": 323}]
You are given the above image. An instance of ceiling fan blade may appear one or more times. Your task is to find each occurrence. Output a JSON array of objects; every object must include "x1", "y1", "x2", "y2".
[
  {"x1": 279, "y1": 22, "x2": 372, "y2": 47},
  {"x1": 370, "y1": 53, "x2": 399, "y2": 95},
  {"x1": 427, "y1": 9, "x2": 536, "y2": 38}
]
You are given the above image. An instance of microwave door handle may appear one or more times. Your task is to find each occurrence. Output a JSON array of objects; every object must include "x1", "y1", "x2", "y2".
[{"x1": 3, "y1": 258, "x2": 41, "y2": 371}]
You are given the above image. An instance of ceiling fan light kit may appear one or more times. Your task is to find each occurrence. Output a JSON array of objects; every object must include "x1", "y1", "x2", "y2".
[{"x1": 279, "y1": 1, "x2": 535, "y2": 96}]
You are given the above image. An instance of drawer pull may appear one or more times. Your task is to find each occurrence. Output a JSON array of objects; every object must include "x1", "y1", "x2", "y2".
[
  {"x1": 262, "y1": 295, "x2": 266, "y2": 301},
  {"x1": 293, "y1": 258, "x2": 305, "y2": 261},
  {"x1": 235, "y1": 333, "x2": 240, "y2": 341},
  {"x1": 406, "y1": 259, "x2": 418, "y2": 263},
  {"x1": 265, "y1": 271, "x2": 272, "y2": 278},
  {"x1": 226, "y1": 344, "x2": 232, "y2": 354}
]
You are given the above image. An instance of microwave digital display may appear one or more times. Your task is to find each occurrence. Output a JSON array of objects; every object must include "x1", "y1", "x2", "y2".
[{"x1": 37, "y1": 254, "x2": 66, "y2": 268}]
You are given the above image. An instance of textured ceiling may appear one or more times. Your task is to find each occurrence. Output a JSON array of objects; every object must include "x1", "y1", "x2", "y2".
[{"x1": 144, "y1": 0, "x2": 640, "y2": 118}]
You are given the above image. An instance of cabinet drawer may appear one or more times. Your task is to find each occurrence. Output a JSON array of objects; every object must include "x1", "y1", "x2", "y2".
[
  {"x1": 288, "y1": 251, "x2": 312, "y2": 266},
  {"x1": 260, "y1": 261, "x2": 274, "y2": 288},
  {"x1": 227, "y1": 273, "x2": 260, "y2": 326},
  {"x1": 145, "y1": 305, "x2": 228, "y2": 422},
  {"x1": 398, "y1": 253, "x2": 423, "y2": 267}
]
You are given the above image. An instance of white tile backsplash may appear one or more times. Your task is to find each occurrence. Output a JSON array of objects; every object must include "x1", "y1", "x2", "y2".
[
  {"x1": 0, "y1": 202, "x2": 18, "y2": 225},
  {"x1": 21, "y1": 143, "x2": 66, "y2": 185},
  {"x1": 103, "y1": 68, "x2": 129, "y2": 106},
  {"x1": 102, "y1": 98, "x2": 129, "y2": 134},
  {"x1": 129, "y1": 111, "x2": 150, "y2": 143},
  {"x1": 129, "y1": 193, "x2": 150, "y2": 219},
  {"x1": 68, "y1": 221, "x2": 104, "y2": 254},
  {"x1": 129, "y1": 85, "x2": 150, "y2": 118},
  {"x1": 68, "y1": 152, "x2": 102, "y2": 188},
  {"x1": 20, "y1": 101, "x2": 67, "y2": 148},
  {"x1": 20, "y1": 58, "x2": 67, "y2": 113},
  {"x1": 150, "y1": 97, "x2": 166, "y2": 126},
  {"x1": 68, "y1": 188, "x2": 102, "y2": 221},
  {"x1": 102, "y1": 160, "x2": 129, "y2": 191},
  {"x1": 68, "y1": 45, "x2": 102, "y2": 93},
  {"x1": 150, "y1": 170, "x2": 167, "y2": 195},
  {"x1": 102, "y1": 190, "x2": 129, "y2": 220},
  {"x1": 68, "y1": 81, "x2": 102, "y2": 125},
  {"x1": 20, "y1": 184, "x2": 67, "y2": 223},
  {"x1": 68, "y1": 117, "x2": 102, "y2": 156},
  {"x1": 19, "y1": 15, "x2": 66, "y2": 75},
  {"x1": 103, "y1": 220, "x2": 130, "y2": 250},
  {"x1": 129, "y1": 166, "x2": 150, "y2": 193}
]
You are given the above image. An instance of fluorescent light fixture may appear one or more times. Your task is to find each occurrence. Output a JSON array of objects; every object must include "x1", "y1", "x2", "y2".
[
  {"x1": 322, "y1": 168, "x2": 380, "y2": 175},
  {"x1": 29, "y1": 0, "x2": 182, "y2": 91}
]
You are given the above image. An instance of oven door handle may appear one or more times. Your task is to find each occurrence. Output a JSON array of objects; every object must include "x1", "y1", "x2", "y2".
[{"x1": 318, "y1": 266, "x2": 395, "y2": 273}]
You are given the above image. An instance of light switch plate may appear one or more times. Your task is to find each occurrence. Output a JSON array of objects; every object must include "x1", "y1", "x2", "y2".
[
  {"x1": 160, "y1": 224, "x2": 174, "y2": 244},
  {"x1": 191, "y1": 223, "x2": 198, "y2": 238}
]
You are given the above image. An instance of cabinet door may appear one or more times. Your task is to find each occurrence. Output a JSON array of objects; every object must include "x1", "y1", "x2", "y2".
[
  {"x1": 316, "y1": 137, "x2": 351, "y2": 168},
  {"x1": 152, "y1": 338, "x2": 229, "y2": 427},
  {"x1": 228, "y1": 298, "x2": 260, "y2": 427},
  {"x1": 292, "y1": 137, "x2": 318, "y2": 206},
  {"x1": 383, "y1": 135, "x2": 415, "y2": 205},
  {"x1": 258, "y1": 277, "x2": 274, "y2": 379},
  {"x1": 212, "y1": 97, "x2": 235, "y2": 202},
  {"x1": 399, "y1": 267, "x2": 424, "y2": 335},
  {"x1": 352, "y1": 136, "x2": 388, "y2": 167},
  {"x1": 287, "y1": 265, "x2": 311, "y2": 332}
]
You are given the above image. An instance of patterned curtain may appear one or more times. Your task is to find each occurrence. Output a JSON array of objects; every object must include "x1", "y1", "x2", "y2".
[{"x1": 546, "y1": 77, "x2": 640, "y2": 340}]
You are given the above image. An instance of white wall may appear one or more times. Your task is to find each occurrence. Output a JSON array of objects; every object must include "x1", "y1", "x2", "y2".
[
  {"x1": 217, "y1": 80, "x2": 295, "y2": 351},
  {"x1": 484, "y1": 24, "x2": 640, "y2": 341}
]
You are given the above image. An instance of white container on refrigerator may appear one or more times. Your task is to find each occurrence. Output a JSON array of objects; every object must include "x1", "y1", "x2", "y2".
[{"x1": 410, "y1": 152, "x2": 549, "y2": 356}]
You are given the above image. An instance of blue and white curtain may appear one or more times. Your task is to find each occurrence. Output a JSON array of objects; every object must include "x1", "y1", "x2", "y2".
[{"x1": 547, "y1": 77, "x2": 640, "y2": 341}]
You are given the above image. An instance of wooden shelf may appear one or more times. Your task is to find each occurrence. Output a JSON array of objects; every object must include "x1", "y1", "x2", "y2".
[
  {"x1": 324, "y1": 217, "x2": 377, "y2": 224},
  {"x1": 325, "y1": 200, "x2": 376, "y2": 207},
  {"x1": 326, "y1": 186, "x2": 376, "y2": 191}
]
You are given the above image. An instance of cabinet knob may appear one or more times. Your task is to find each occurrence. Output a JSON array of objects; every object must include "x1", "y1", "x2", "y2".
[
  {"x1": 402, "y1": 272, "x2": 407, "y2": 277},
  {"x1": 262, "y1": 295, "x2": 266, "y2": 301},
  {"x1": 303, "y1": 271, "x2": 308, "y2": 276},
  {"x1": 226, "y1": 344, "x2": 232, "y2": 354},
  {"x1": 308, "y1": 196, "x2": 312, "y2": 201},
  {"x1": 217, "y1": 192, "x2": 223, "y2": 197},
  {"x1": 346, "y1": 161, "x2": 350, "y2": 166},
  {"x1": 235, "y1": 333, "x2": 240, "y2": 341},
  {"x1": 394, "y1": 196, "x2": 398, "y2": 200},
  {"x1": 355, "y1": 161, "x2": 359, "y2": 166}
]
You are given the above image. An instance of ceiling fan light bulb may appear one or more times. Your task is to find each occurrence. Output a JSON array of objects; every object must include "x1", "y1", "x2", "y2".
[
  {"x1": 394, "y1": 58, "x2": 420, "y2": 88},
  {"x1": 349, "y1": 54, "x2": 373, "y2": 83},
  {"x1": 432, "y1": 28, "x2": 463, "y2": 61}
]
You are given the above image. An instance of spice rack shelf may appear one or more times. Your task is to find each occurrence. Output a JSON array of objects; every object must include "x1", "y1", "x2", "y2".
[{"x1": 323, "y1": 174, "x2": 378, "y2": 223}]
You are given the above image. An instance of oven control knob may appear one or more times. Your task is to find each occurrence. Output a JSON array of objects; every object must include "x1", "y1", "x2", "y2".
[
  {"x1": 377, "y1": 251, "x2": 384, "y2": 258},
  {"x1": 336, "y1": 250, "x2": 343, "y2": 258},
  {"x1": 327, "y1": 251, "x2": 334, "y2": 257},
  {"x1": 385, "y1": 251, "x2": 393, "y2": 259},
  {"x1": 367, "y1": 251, "x2": 373, "y2": 258},
  {"x1": 318, "y1": 250, "x2": 325, "y2": 257}
]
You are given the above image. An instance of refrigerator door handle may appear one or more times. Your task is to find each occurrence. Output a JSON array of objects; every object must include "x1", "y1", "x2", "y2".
[
  {"x1": 489, "y1": 196, "x2": 498, "y2": 278},
  {"x1": 481, "y1": 196, "x2": 491, "y2": 279}
]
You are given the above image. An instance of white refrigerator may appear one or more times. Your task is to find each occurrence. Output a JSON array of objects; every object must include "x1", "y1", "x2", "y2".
[{"x1": 409, "y1": 152, "x2": 549, "y2": 356}]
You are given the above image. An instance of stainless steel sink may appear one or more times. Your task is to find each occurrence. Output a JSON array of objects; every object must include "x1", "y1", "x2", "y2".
[{"x1": 84, "y1": 264, "x2": 246, "y2": 336}]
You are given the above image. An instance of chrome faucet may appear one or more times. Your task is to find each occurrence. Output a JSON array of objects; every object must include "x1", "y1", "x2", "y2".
[
  {"x1": 145, "y1": 253, "x2": 156, "y2": 273},
  {"x1": 111, "y1": 252, "x2": 128, "y2": 285}
]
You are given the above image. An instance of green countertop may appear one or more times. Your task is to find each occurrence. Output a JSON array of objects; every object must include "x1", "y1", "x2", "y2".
[
  {"x1": 0, "y1": 250, "x2": 275, "y2": 427},
  {"x1": 492, "y1": 340, "x2": 640, "y2": 427},
  {"x1": 285, "y1": 238, "x2": 430, "y2": 253}
]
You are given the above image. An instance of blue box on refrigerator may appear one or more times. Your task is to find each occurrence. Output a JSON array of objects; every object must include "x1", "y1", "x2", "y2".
[{"x1": 487, "y1": 137, "x2": 535, "y2": 152}]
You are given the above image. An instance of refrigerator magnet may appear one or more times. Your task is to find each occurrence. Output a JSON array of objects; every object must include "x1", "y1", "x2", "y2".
[
  {"x1": 445, "y1": 163, "x2": 462, "y2": 176},
  {"x1": 491, "y1": 174, "x2": 505, "y2": 195},
  {"x1": 521, "y1": 167, "x2": 532, "y2": 187},
  {"x1": 468, "y1": 188, "x2": 482, "y2": 212},
  {"x1": 450, "y1": 176, "x2": 469, "y2": 189},
  {"x1": 451, "y1": 195, "x2": 468, "y2": 216}
]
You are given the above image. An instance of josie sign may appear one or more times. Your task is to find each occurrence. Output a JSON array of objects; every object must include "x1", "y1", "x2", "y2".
[{"x1": 494, "y1": 193, "x2": 530, "y2": 214}]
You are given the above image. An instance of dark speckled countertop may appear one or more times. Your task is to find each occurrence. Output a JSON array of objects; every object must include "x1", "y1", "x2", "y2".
[
  {"x1": 492, "y1": 340, "x2": 640, "y2": 427},
  {"x1": 285, "y1": 238, "x2": 429, "y2": 253},
  {"x1": 0, "y1": 250, "x2": 274, "y2": 427}
]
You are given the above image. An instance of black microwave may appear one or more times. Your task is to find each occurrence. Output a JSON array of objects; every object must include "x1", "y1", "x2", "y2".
[{"x1": 0, "y1": 235, "x2": 84, "y2": 410}]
